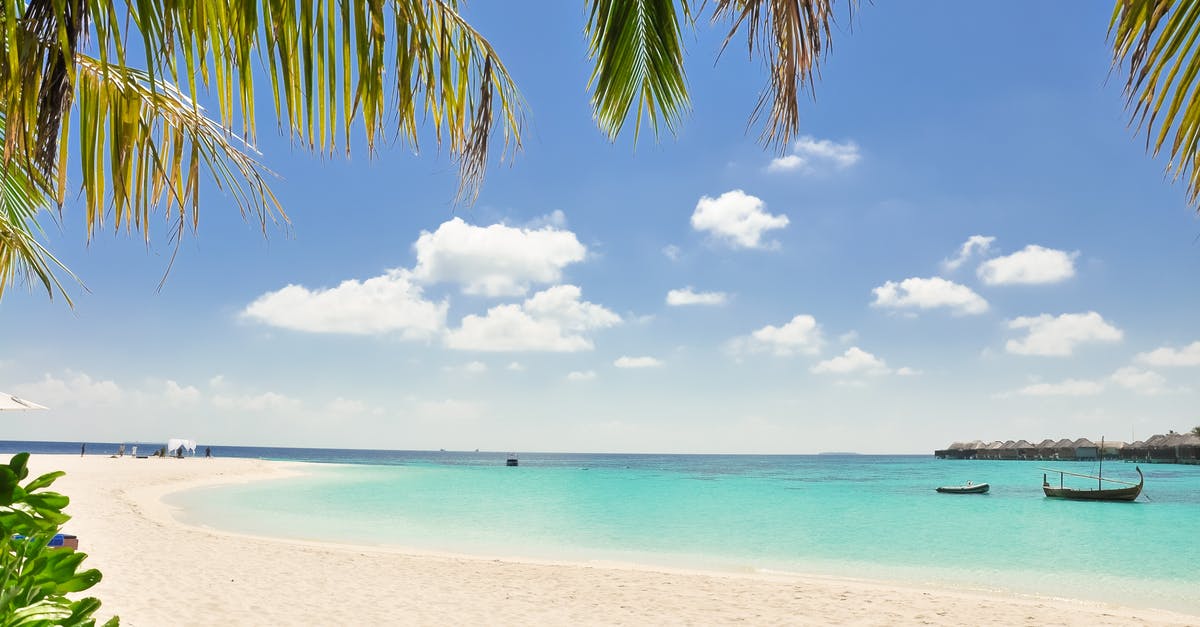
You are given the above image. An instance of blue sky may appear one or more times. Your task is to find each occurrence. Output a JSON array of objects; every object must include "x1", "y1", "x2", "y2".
[{"x1": 2, "y1": 3, "x2": 1198, "y2": 453}]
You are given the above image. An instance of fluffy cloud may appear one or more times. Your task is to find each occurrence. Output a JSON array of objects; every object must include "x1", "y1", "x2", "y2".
[
  {"x1": 1109, "y1": 367, "x2": 1168, "y2": 395},
  {"x1": 895, "y1": 367, "x2": 923, "y2": 376},
  {"x1": 767, "y1": 136, "x2": 861, "y2": 173},
  {"x1": 1015, "y1": 379, "x2": 1104, "y2": 397},
  {"x1": 212, "y1": 391, "x2": 303, "y2": 412},
  {"x1": 1005, "y1": 312, "x2": 1123, "y2": 356},
  {"x1": 242, "y1": 269, "x2": 447, "y2": 338},
  {"x1": 810, "y1": 347, "x2": 890, "y2": 375},
  {"x1": 506, "y1": 362, "x2": 525, "y2": 371},
  {"x1": 566, "y1": 370, "x2": 597, "y2": 382},
  {"x1": 15, "y1": 372, "x2": 123, "y2": 407},
  {"x1": 729, "y1": 314, "x2": 824, "y2": 357},
  {"x1": 662, "y1": 245, "x2": 682, "y2": 261},
  {"x1": 444, "y1": 285, "x2": 620, "y2": 352},
  {"x1": 1135, "y1": 341, "x2": 1200, "y2": 367},
  {"x1": 941, "y1": 235, "x2": 995, "y2": 272},
  {"x1": 690, "y1": 190, "x2": 789, "y2": 249},
  {"x1": 614, "y1": 356, "x2": 664, "y2": 368},
  {"x1": 871, "y1": 277, "x2": 988, "y2": 315},
  {"x1": 163, "y1": 380, "x2": 201, "y2": 406},
  {"x1": 666, "y1": 287, "x2": 728, "y2": 306},
  {"x1": 412, "y1": 217, "x2": 587, "y2": 297},
  {"x1": 444, "y1": 361, "x2": 488, "y2": 374},
  {"x1": 977, "y1": 245, "x2": 1078, "y2": 285}
]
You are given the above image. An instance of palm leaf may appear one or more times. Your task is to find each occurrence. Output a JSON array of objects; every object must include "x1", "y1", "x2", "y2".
[
  {"x1": 1112, "y1": 0, "x2": 1200, "y2": 207},
  {"x1": 586, "y1": 0, "x2": 692, "y2": 142},
  {"x1": 71, "y1": 54, "x2": 283, "y2": 243},
  {"x1": 712, "y1": 0, "x2": 843, "y2": 150},
  {"x1": 0, "y1": 115, "x2": 79, "y2": 304}
]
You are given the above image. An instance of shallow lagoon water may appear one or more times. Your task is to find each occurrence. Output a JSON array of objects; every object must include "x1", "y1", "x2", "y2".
[{"x1": 161, "y1": 451, "x2": 1200, "y2": 614}]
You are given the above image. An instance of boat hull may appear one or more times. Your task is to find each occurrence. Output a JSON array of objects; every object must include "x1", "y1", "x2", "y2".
[{"x1": 936, "y1": 483, "x2": 989, "y2": 494}]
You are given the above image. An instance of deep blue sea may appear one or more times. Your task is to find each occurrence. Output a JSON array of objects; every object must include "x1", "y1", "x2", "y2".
[{"x1": 5, "y1": 441, "x2": 1199, "y2": 613}]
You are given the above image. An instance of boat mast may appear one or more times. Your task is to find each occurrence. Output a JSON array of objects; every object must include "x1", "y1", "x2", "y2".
[{"x1": 1099, "y1": 436, "x2": 1104, "y2": 490}]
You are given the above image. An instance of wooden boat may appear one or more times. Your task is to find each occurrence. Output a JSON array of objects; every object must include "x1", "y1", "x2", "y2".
[
  {"x1": 936, "y1": 482, "x2": 989, "y2": 494},
  {"x1": 1041, "y1": 439, "x2": 1143, "y2": 501},
  {"x1": 1042, "y1": 466, "x2": 1142, "y2": 501}
]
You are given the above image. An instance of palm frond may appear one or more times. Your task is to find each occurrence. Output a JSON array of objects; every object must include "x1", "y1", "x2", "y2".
[
  {"x1": 712, "y1": 0, "x2": 842, "y2": 150},
  {"x1": 1111, "y1": 0, "x2": 1200, "y2": 207},
  {"x1": 586, "y1": 0, "x2": 692, "y2": 142},
  {"x1": 71, "y1": 54, "x2": 283, "y2": 242},
  {"x1": 100, "y1": 0, "x2": 522, "y2": 201},
  {"x1": 0, "y1": 115, "x2": 79, "y2": 304}
]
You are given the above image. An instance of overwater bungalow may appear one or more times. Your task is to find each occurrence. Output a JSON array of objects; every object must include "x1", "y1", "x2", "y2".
[
  {"x1": 1014, "y1": 440, "x2": 1037, "y2": 460},
  {"x1": 1035, "y1": 439, "x2": 1057, "y2": 460},
  {"x1": 1073, "y1": 438, "x2": 1098, "y2": 461},
  {"x1": 999, "y1": 440, "x2": 1019, "y2": 460},
  {"x1": 1054, "y1": 438, "x2": 1076, "y2": 460}
]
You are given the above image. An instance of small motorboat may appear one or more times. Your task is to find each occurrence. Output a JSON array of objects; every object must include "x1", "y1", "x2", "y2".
[
  {"x1": 935, "y1": 482, "x2": 989, "y2": 494},
  {"x1": 506, "y1": 454, "x2": 519, "y2": 467}
]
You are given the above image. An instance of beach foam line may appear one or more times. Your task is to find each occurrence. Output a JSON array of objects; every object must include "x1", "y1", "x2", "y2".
[{"x1": 30, "y1": 453, "x2": 1200, "y2": 626}]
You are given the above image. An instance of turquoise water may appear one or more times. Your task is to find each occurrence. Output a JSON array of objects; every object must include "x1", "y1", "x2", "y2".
[{"x1": 168, "y1": 454, "x2": 1200, "y2": 613}]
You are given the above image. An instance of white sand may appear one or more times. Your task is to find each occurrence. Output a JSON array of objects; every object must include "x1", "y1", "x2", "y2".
[{"x1": 27, "y1": 453, "x2": 1200, "y2": 626}]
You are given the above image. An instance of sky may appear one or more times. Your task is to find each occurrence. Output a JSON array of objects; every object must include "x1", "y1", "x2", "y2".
[{"x1": 2, "y1": 3, "x2": 1199, "y2": 454}]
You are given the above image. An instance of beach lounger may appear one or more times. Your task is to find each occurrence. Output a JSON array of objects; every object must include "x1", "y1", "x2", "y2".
[{"x1": 12, "y1": 533, "x2": 79, "y2": 549}]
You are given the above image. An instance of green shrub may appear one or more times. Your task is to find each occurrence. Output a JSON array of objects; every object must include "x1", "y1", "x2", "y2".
[{"x1": 0, "y1": 453, "x2": 116, "y2": 626}]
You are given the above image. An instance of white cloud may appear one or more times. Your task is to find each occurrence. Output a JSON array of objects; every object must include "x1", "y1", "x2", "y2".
[
  {"x1": 15, "y1": 372, "x2": 123, "y2": 408},
  {"x1": 767, "y1": 136, "x2": 861, "y2": 173},
  {"x1": 896, "y1": 367, "x2": 923, "y2": 376},
  {"x1": 1015, "y1": 379, "x2": 1104, "y2": 397},
  {"x1": 412, "y1": 217, "x2": 587, "y2": 297},
  {"x1": 414, "y1": 399, "x2": 486, "y2": 422},
  {"x1": 941, "y1": 235, "x2": 995, "y2": 272},
  {"x1": 566, "y1": 370, "x2": 597, "y2": 382},
  {"x1": 212, "y1": 391, "x2": 302, "y2": 413},
  {"x1": 163, "y1": 380, "x2": 201, "y2": 406},
  {"x1": 977, "y1": 245, "x2": 1078, "y2": 285},
  {"x1": 614, "y1": 356, "x2": 664, "y2": 369},
  {"x1": 662, "y1": 244, "x2": 682, "y2": 261},
  {"x1": 525, "y1": 210, "x2": 567, "y2": 229},
  {"x1": 729, "y1": 314, "x2": 824, "y2": 357},
  {"x1": 690, "y1": 190, "x2": 789, "y2": 249},
  {"x1": 666, "y1": 287, "x2": 728, "y2": 306},
  {"x1": 242, "y1": 269, "x2": 446, "y2": 338},
  {"x1": 325, "y1": 397, "x2": 371, "y2": 415},
  {"x1": 1005, "y1": 312, "x2": 1123, "y2": 356},
  {"x1": 1135, "y1": 341, "x2": 1200, "y2": 367},
  {"x1": 1110, "y1": 367, "x2": 1168, "y2": 395},
  {"x1": 810, "y1": 347, "x2": 890, "y2": 375},
  {"x1": 506, "y1": 362, "x2": 525, "y2": 371},
  {"x1": 444, "y1": 361, "x2": 488, "y2": 374},
  {"x1": 444, "y1": 285, "x2": 621, "y2": 352},
  {"x1": 871, "y1": 277, "x2": 988, "y2": 315}
]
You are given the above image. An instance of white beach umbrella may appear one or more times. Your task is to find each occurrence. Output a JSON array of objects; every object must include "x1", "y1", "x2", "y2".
[{"x1": 0, "y1": 392, "x2": 48, "y2": 411}]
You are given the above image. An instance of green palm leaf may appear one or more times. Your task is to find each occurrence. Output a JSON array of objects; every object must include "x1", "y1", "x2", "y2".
[
  {"x1": 587, "y1": 0, "x2": 692, "y2": 141},
  {"x1": 0, "y1": 115, "x2": 78, "y2": 304},
  {"x1": 1112, "y1": 0, "x2": 1200, "y2": 207}
]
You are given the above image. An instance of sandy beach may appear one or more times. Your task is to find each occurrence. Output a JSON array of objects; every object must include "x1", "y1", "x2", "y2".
[{"x1": 29, "y1": 453, "x2": 1199, "y2": 626}]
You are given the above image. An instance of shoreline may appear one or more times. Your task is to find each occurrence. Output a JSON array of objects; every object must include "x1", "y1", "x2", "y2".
[{"x1": 31, "y1": 453, "x2": 1200, "y2": 626}]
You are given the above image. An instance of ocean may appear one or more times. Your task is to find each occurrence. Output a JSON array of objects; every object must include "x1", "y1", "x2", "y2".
[{"x1": 5, "y1": 441, "x2": 1199, "y2": 613}]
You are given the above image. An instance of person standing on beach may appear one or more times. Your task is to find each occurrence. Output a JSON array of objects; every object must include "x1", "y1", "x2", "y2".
[
  {"x1": 205, "y1": 446, "x2": 211, "y2": 458},
  {"x1": 80, "y1": 443, "x2": 85, "y2": 456}
]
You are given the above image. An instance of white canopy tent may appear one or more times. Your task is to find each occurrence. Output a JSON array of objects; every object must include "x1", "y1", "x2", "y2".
[{"x1": 166, "y1": 438, "x2": 197, "y2": 455}]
